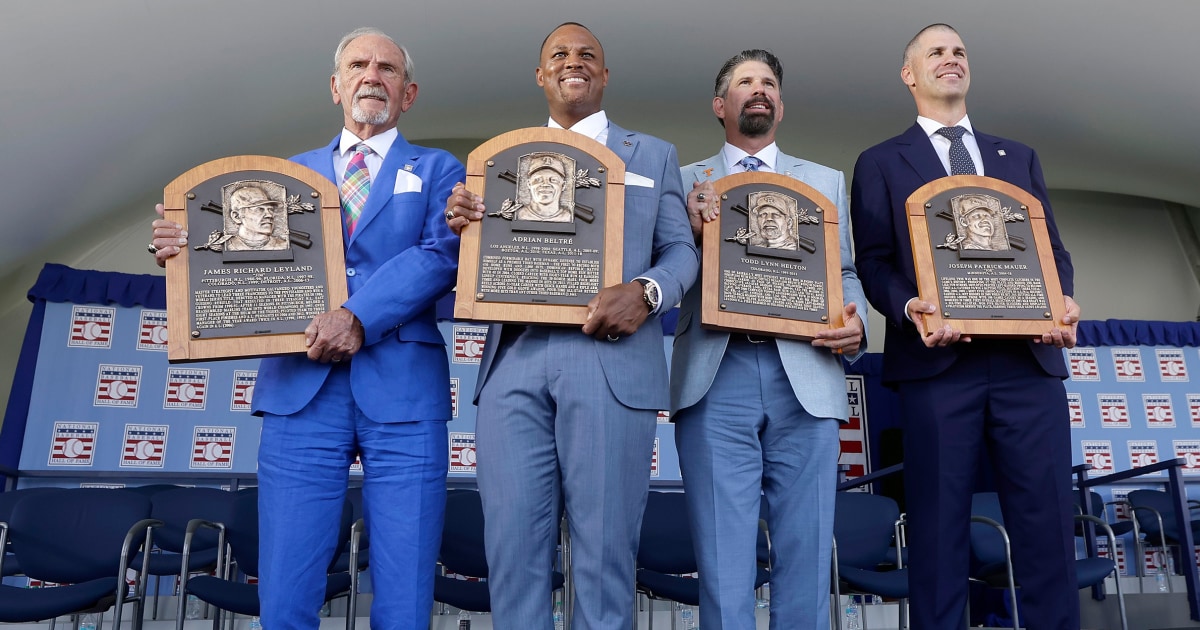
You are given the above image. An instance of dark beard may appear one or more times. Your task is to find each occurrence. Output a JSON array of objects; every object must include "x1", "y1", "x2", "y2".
[{"x1": 738, "y1": 104, "x2": 775, "y2": 137}]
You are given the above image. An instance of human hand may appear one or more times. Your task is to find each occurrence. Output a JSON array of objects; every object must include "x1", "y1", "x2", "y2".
[
  {"x1": 150, "y1": 203, "x2": 188, "y2": 268},
  {"x1": 304, "y1": 307, "x2": 364, "y2": 363},
  {"x1": 813, "y1": 302, "x2": 864, "y2": 355},
  {"x1": 581, "y1": 282, "x2": 651, "y2": 340},
  {"x1": 907, "y1": 298, "x2": 969, "y2": 347},
  {"x1": 444, "y1": 182, "x2": 485, "y2": 236}
]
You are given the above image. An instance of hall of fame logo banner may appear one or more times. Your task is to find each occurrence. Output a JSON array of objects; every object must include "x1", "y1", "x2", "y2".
[
  {"x1": 1081, "y1": 440, "x2": 1113, "y2": 477},
  {"x1": 48, "y1": 421, "x2": 98, "y2": 466},
  {"x1": 657, "y1": 410, "x2": 670, "y2": 424},
  {"x1": 1111, "y1": 348, "x2": 1145, "y2": 382},
  {"x1": 1189, "y1": 394, "x2": 1200, "y2": 428},
  {"x1": 1098, "y1": 393, "x2": 1130, "y2": 428},
  {"x1": 120, "y1": 424, "x2": 168, "y2": 468},
  {"x1": 452, "y1": 325, "x2": 488, "y2": 364},
  {"x1": 1095, "y1": 537, "x2": 1128, "y2": 576},
  {"x1": 230, "y1": 370, "x2": 256, "y2": 411},
  {"x1": 1110, "y1": 488, "x2": 1132, "y2": 520},
  {"x1": 164, "y1": 368, "x2": 209, "y2": 410},
  {"x1": 190, "y1": 426, "x2": 235, "y2": 469},
  {"x1": 450, "y1": 378, "x2": 460, "y2": 418},
  {"x1": 350, "y1": 454, "x2": 363, "y2": 474},
  {"x1": 137, "y1": 309, "x2": 169, "y2": 351},
  {"x1": 1156, "y1": 348, "x2": 1188, "y2": 382},
  {"x1": 449, "y1": 432, "x2": 477, "y2": 473},
  {"x1": 650, "y1": 437, "x2": 660, "y2": 478},
  {"x1": 839, "y1": 376, "x2": 870, "y2": 481},
  {"x1": 1126, "y1": 440, "x2": 1160, "y2": 474},
  {"x1": 68, "y1": 305, "x2": 115, "y2": 349},
  {"x1": 1174, "y1": 440, "x2": 1200, "y2": 475},
  {"x1": 94, "y1": 364, "x2": 142, "y2": 407},
  {"x1": 1067, "y1": 348, "x2": 1100, "y2": 381},
  {"x1": 1142, "y1": 394, "x2": 1175, "y2": 429},
  {"x1": 1067, "y1": 393, "x2": 1085, "y2": 428}
]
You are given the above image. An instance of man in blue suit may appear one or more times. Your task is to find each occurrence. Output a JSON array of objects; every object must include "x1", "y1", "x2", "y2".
[
  {"x1": 445, "y1": 22, "x2": 698, "y2": 630},
  {"x1": 850, "y1": 24, "x2": 1081, "y2": 629},
  {"x1": 153, "y1": 28, "x2": 462, "y2": 630},
  {"x1": 670, "y1": 49, "x2": 866, "y2": 629}
]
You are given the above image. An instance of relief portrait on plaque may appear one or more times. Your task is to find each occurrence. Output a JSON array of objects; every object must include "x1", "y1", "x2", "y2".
[
  {"x1": 486, "y1": 151, "x2": 598, "y2": 234},
  {"x1": 935, "y1": 192, "x2": 1026, "y2": 260},
  {"x1": 727, "y1": 190, "x2": 819, "y2": 261},
  {"x1": 192, "y1": 179, "x2": 314, "y2": 263}
]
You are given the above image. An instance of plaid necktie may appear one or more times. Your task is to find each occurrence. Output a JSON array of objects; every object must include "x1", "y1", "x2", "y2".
[
  {"x1": 935, "y1": 126, "x2": 977, "y2": 175},
  {"x1": 341, "y1": 144, "x2": 373, "y2": 236},
  {"x1": 737, "y1": 155, "x2": 765, "y2": 172}
]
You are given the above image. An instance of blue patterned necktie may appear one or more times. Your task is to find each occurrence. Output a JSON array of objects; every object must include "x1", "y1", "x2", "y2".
[
  {"x1": 737, "y1": 155, "x2": 764, "y2": 172},
  {"x1": 341, "y1": 144, "x2": 373, "y2": 236},
  {"x1": 935, "y1": 126, "x2": 977, "y2": 175}
]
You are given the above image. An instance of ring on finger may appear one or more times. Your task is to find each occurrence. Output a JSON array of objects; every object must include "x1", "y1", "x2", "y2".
[
  {"x1": 147, "y1": 243, "x2": 159, "y2": 255},
  {"x1": 696, "y1": 193, "x2": 706, "y2": 202},
  {"x1": 444, "y1": 209, "x2": 455, "y2": 222}
]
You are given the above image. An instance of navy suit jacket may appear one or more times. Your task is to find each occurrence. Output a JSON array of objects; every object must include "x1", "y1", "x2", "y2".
[
  {"x1": 472, "y1": 121, "x2": 699, "y2": 411},
  {"x1": 252, "y1": 132, "x2": 465, "y2": 422},
  {"x1": 850, "y1": 123, "x2": 1073, "y2": 385}
]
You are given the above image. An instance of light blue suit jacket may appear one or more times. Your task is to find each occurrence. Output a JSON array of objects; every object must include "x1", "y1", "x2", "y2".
[
  {"x1": 252, "y1": 132, "x2": 464, "y2": 422},
  {"x1": 670, "y1": 151, "x2": 867, "y2": 420},
  {"x1": 473, "y1": 121, "x2": 699, "y2": 411}
]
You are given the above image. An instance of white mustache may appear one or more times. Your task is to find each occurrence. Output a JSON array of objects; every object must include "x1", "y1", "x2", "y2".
[{"x1": 355, "y1": 86, "x2": 388, "y2": 102}]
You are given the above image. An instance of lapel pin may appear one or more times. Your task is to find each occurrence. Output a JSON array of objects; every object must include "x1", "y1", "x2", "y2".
[
  {"x1": 997, "y1": 150, "x2": 1006, "y2": 156},
  {"x1": 404, "y1": 164, "x2": 415, "y2": 171},
  {"x1": 623, "y1": 140, "x2": 632, "y2": 147},
  {"x1": 703, "y1": 167, "x2": 714, "y2": 178}
]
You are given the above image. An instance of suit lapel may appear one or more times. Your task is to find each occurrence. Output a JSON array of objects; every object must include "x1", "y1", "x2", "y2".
[
  {"x1": 347, "y1": 134, "x2": 413, "y2": 247},
  {"x1": 896, "y1": 122, "x2": 949, "y2": 185},
  {"x1": 975, "y1": 131, "x2": 1012, "y2": 180},
  {"x1": 312, "y1": 136, "x2": 340, "y2": 183},
  {"x1": 776, "y1": 152, "x2": 806, "y2": 178},
  {"x1": 606, "y1": 122, "x2": 638, "y2": 170}
]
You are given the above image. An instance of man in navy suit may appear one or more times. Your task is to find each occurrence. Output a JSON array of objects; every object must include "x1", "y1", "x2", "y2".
[
  {"x1": 670, "y1": 49, "x2": 865, "y2": 629},
  {"x1": 153, "y1": 28, "x2": 462, "y2": 630},
  {"x1": 445, "y1": 22, "x2": 698, "y2": 630},
  {"x1": 850, "y1": 24, "x2": 1081, "y2": 629}
]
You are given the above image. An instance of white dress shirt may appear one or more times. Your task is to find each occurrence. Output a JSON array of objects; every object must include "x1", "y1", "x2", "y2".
[
  {"x1": 917, "y1": 115, "x2": 985, "y2": 176},
  {"x1": 334, "y1": 127, "x2": 397, "y2": 186}
]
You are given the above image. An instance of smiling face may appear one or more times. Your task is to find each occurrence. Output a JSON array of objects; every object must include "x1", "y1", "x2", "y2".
[
  {"x1": 965, "y1": 207, "x2": 994, "y2": 238},
  {"x1": 331, "y1": 33, "x2": 418, "y2": 138},
  {"x1": 902, "y1": 26, "x2": 970, "y2": 110},
  {"x1": 230, "y1": 187, "x2": 278, "y2": 238},
  {"x1": 536, "y1": 24, "x2": 609, "y2": 128},
  {"x1": 527, "y1": 166, "x2": 565, "y2": 208},
  {"x1": 715, "y1": 60, "x2": 783, "y2": 139}
]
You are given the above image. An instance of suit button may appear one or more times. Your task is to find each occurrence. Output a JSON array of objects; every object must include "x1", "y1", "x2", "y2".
[{"x1": 346, "y1": 268, "x2": 357, "y2": 277}]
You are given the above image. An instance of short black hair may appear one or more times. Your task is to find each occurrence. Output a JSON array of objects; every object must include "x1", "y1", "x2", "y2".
[
  {"x1": 539, "y1": 22, "x2": 604, "y2": 60},
  {"x1": 714, "y1": 49, "x2": 783, "y2": 99}
]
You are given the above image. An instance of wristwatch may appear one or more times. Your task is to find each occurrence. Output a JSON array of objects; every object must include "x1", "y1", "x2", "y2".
[{"x1": 634, "y1": 278, "x2": 660, "y2": 313}]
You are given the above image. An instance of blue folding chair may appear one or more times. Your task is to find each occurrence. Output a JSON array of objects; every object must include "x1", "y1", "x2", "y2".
[
  {"x1": 0, "y1": 487, "x2": 63, "y2": 577},
  {"x1": 831, "y1": 491, "x2": 909, "y2": 630}
]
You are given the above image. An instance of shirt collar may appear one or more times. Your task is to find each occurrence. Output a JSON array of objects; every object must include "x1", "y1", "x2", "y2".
[
  {"x1": 721, "y1": 141, "x2": 780, "y2": 173},
  {"x1": 338, "y1": 127, "x2": 397, "y2": 159},
  {"x1": 917, "y1": 114, "x2": 974, "y2": 140},
  {"x1": 547, "y1": 110, "x2": 609, "y2": 141}
]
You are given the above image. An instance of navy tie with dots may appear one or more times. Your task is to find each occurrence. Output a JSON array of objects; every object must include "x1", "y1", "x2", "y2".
[
  {"x1": 737, "y1": 156, "x2": 765, "y2": 172},
  {"x1": 936, "y1": 126, "x2": 977, "y2": 176}
]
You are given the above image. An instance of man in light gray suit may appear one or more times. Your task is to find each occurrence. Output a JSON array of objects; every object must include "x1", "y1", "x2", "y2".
[
  {"x1": 445, "y1": 22, "x2": 698, "y2": 630},
  {"x1": 670, "y1": 49, "x2": 867, "y2": 629}
]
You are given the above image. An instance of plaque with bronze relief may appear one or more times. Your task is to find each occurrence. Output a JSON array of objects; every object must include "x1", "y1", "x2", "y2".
[
  {"x1": 699, "y1": 172, "x2": 844, "y2": 340},
  {"x1": 454, "y1": 128, "x2": 624, "y2": 325},
  {"x1": 906, "y1": 175, "x2": 1067, "y2": 338},
  {"x1": 163, "y1": 155, "x2": 347, "y2": 362}
]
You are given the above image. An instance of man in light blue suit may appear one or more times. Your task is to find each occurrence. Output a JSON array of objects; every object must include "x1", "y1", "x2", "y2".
[
  {"x1": 670, "y1": 50, "x2": 867, "y2": 630},
  {"x1": 154, "y1": 28, "x2": 461, "y2": 630},
  {"x1": 445, "y1": 22, "x2": 698, "y2": 630}
]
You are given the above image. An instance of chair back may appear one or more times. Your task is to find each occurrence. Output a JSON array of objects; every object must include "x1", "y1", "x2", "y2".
[
  {"x1": 150, "y1": 487, "x2": 234, "y2": 553},
  {"x1": 439, "y1": 490, "x2": 488, "y2": 578},
  {"x1": 834, "y1": 491, "x2": 900, "y2": 570},
  {"x1": 969, "y1": 492, "x2": 1010, "y2": 567},
  {"x1": 1128, "y1": 489, "x2": 1173, "y2": 536},
  {"x1": 9, "y1": 488, "x2": 152, "y2": 584},
  {"x1": 125, "y1": 484, "x2": 181, "y2": 498},
  {"x1": 637, "y1": 491, "x2": 697, "y2": 575},
  {"x1": 0, "y1": 487, "x2": 63, "y2": 522}
]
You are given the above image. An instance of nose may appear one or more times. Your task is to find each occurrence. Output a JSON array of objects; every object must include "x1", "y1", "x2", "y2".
[{"x1": 361, "y1": 62, "x2": 382, "y2": 83}]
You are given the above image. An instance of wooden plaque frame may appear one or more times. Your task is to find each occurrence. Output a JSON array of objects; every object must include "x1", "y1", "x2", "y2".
[
  {"x1": 906, "y1": 175, "x2": 1066, "y2": 338},
  {"x1": 700, "y1": 172, "x2": 844, "y2": 340},
  {"x1": 163, "y1": 155, "x2": 347, "y2": 362},
  {"x1": 454, "y1": 128, "x2": 625, "y2": 325}
]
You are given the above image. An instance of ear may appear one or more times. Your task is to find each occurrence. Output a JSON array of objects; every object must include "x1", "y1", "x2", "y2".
[
  {"x1": 712, "y1": 96, "x2": 725, "y2": 120},
  {"x1": 536, "y1": 66, "x2": 545, "y2": 87},
  {"x1": 775, "y1": 98, "x2": 784, "y2": 124},
  {"x1": 900, "y1": 65, "x2": 915, "y2": 87},
  {"x1": 600, "y1": 67, "x2": 609, "y2": 88},
  {"x1": 331, "y1": 74, "x2": 341, "y2": 105},
  {"x1": 398, "y1": 82, "x2": 419, "y2": 113}
]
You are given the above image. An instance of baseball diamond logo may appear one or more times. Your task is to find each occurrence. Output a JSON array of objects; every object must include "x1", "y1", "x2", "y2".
[
  {"x1": 137, "y1": 309, "x2": 169, "y2": 351},
  {"x1": 69, "y1": 306, "x2": 115, "y2": 348}
]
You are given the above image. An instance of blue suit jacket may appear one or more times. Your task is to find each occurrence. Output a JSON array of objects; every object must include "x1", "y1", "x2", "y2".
[
  {"x1": 850, "y1": 123, "x2": 1074, "y2": 385},
  {"x1": 252, "y1": 132, "x2": 465, "y2": 422},
  {"x1": 473, "y1": 121, "x2": 699, "y2": 410},
  {"x1": 670, "y1": 152, "x2": 867, "y2": 420}
]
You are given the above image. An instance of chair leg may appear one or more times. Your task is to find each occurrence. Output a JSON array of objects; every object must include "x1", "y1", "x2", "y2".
[{"x1": 1112, "y1": 562, "x2": 1130, "y2": 630}]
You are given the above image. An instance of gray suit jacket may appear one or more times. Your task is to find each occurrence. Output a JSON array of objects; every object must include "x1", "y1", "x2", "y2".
[
  {"x1": 474, "y1": 121, "x2": 699, "y2": 411},
  {"x1": 669, "y1": 151, "x2": 867, "y2": 420}
]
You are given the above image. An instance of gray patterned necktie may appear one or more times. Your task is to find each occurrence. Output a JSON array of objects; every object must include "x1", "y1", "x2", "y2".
[{"x1": 935, "y1": 126, "x2": 976, "y2": 175}]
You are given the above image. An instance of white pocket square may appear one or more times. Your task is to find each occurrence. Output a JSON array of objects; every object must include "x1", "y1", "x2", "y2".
[
  {"x1": 393, "y1": 169, "x2": 423, "y2": 193},
  {"x1": 626, "y1": 172, "x2": 655, "y2": 188}
]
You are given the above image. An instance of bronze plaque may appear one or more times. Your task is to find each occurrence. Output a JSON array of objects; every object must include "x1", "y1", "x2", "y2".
[
  {"x1": 454, "y1": 128, "x2": 625, "y2": 325},
  {"x1": 163, "y1": 155, "x2": 347, "y2": 362},
  {"x1": 700, "y1": 172, "x2": 844, "y2": 340},
  {"x1": 906, "y1": 175, "x2": 1067, "y2": 338}
]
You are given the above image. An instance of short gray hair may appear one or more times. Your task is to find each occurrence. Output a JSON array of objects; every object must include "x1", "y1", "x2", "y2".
[
  {"x1": 333, "y1": 27, "x2": 415, "y2": 85},
  {"x1": 902, "y1": 23, "x2": 959, "y2": 67}
]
